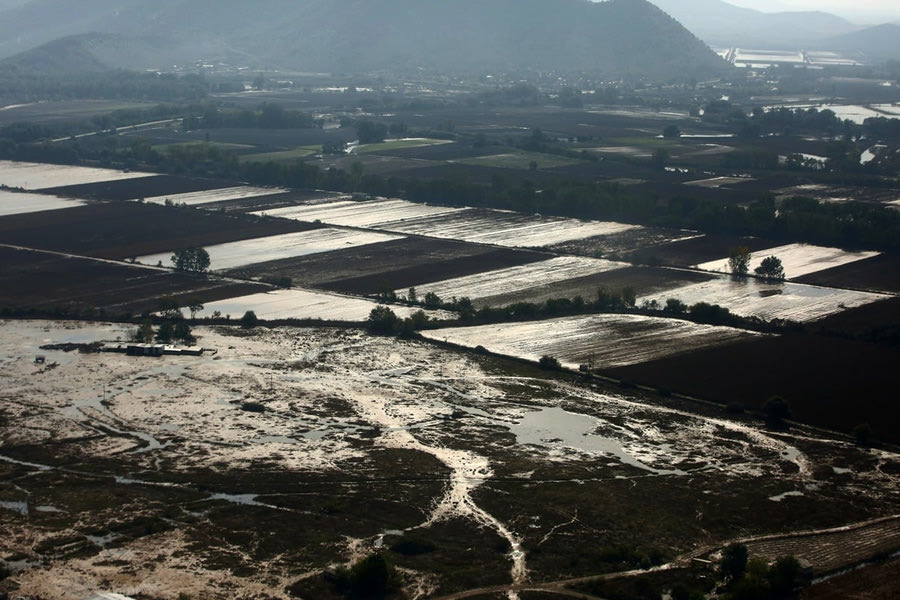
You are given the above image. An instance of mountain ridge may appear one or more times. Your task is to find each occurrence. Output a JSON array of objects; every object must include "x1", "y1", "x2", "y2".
[
  {"x1": 648, "y1": 0, "x2": 859, "y2": 48},
  {"x1": 0, "y1": 0, "x2": 728, "y2": 81}
]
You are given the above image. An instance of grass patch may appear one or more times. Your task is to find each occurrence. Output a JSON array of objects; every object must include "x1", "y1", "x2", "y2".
[
  {"x1": 608, "y1": 136, "x2": 681, "y2": 147},
  {"x1": 354, "y1": 138, "x2": 452, "y2": 154},
  {"x1": 454, "y1": 150, "x2": 583, "y2": 169},
  {"x1": 153, "y1": 141, "x2": 255, "y2": 152},
  {"x1": 239, "y1": 146, "x2": 321, "y2": 163}
]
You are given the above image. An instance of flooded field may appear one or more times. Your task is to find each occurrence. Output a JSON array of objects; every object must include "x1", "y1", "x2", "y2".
[
  {"x1": 141, "y1": 186, "x2": 289, "y2": 206},
  {"x1": 378, "y1": 209, "x2": 640, "y2": 248},
  {"x1": 0, "y1": 160, "x2": 155, "y2": 190},
  {"x1": 254, "y1": 197, "x2": 467, "y2": 228},
  {"x1": 0, "y1": 190, "x2": 84, "y2": 216},
  {"x1": 639, "y1": 277, "x2": 887, "y2": 322},
  {"x1": 695, "y1": 243, "x2": 880, "y2": 280},
  {"x1": 136, "y1": 228, "x2": 405, "y2": 271},
  {"x1": 256, "y1": 198, "x2": 639, "y2": 249},
  {"x1": 1, "y1": 321, "x2": 896, "y2": 598},
  {"x1": 423, "y1": 314, "x2": 761, "y2": 369},
  {"x1": 398, "y1": 256, "x2": 626, "y2": 304},
  {"x1": 196, "y1": 289, "x2": 450, "y2": 321}
]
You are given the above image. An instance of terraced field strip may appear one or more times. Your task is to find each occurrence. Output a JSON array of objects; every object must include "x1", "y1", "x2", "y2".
[
  {"x1": 695, "y1": 243, "x2": 880, "y2": 280},
  {"x1": 353, "y1": 137, "x2": 453, "y2": 154},
  {"x1": 452, "y1": 150, "x2": 584, "y2": 169},
  {"x1": 140, "y1": 186, "x2": 289, "y2": 206},
  {"x1": 197, "y1": 288, "x2": 452, "y2": 321},
  {"x1": 383, "y1": 209, "x2": 640, "y2": 248},
  {"x1": 0, "y1": 160, "x2": 156, "y2": 190},
  {"x1": 639, "y1": 277, "x2": 888, "y2": 323},
  {"x1": 423, "y1": 314, "x2": 762, "y2": 369},
  {"x1": 401, "y1": 256, "x2": 626, "y2": 303},
  {"x1": 254, "y1": 197, "x2": 466, "y2": 228},
  {"x1": 0, "y1": 190, "x2": 84, "y2": 216},
  {"x1": 743, "y1": 516, "x2": 900, "y2": 575},
  {"x1": 135, "y1": 228, "x2": 405, "y2": 271}
]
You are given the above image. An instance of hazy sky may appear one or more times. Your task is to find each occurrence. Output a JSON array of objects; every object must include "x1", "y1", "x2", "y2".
[{"x1": 725, "y1": 0, "x2": 900, "y2": 22}]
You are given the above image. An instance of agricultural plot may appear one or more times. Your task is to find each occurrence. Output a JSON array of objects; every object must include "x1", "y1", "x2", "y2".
[
  {"x1": 196, "y1": 289, "x2": 450, "y2": 322},
  {"x1": 0, "y1": 246, "x2": 266, "y2": 316},
  {"x1": 136, "y1": 228, "x2": 405, "y2": 271},
  {"x1": 401, "y1": 256, "x2": 626, "y2": 305},
  {"x1": 380, "y1": 208, "x2": 640, "y2": 248},
  {"x1": 0, "y1": 202, "x2": 319, "y2": 260},
  {"x1": 452, "y1": 150, "x2": 584, "y2": 170},
  {"x1": 423, "y1": 314, "x2": 762, "y2": 369},
  {"x1": 795, "y1": 253, "x2": 900, "y2": 294},
  {"x1": 38, "y1": 175, "x2": 239, "y2": 202},
  {"x1": 684, "y1": 176, "x2": 753, "y2": 188},
  {"x1": 0, "y1": 190, "x2": 83, "y2": 217},
  {"x1": 225, "y1": 237, "x2": 549, "y2": 296},
  {"x1": 254, "y1": 197, "x2": 466, "y2": 228},
  {"x1": 237, "y1": 147, "x2": 320, "y2": 163},
  {"x1": 141, "y1": 186, "x2": 290, "y2": 207},
  {"x1": 0, "y1": 160, "x2": 155, "y2": 190},
  {"x1": 695, "y1": 243, "x2": 880, "y2": 280},
  {"x1": 549, "y1": 228, "x2": 702, "y2": 258},
  {"x1": 474, "y1": 266, "x2": 717, "y2": 308},
  {"x1": 353, "y1": 138, "x2": 453, "y2": 154},
  {"x1": 639, "y1": 277, "x2": 888, "y2": 323}
]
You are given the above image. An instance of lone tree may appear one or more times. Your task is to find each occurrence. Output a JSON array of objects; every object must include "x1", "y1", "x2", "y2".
[
  {"x1": 187, "y1": 298, "x2": 204, "y2": 320},
  {"x1": 367, "y1": 306, "x2": 399, "y2": 335},
  {"x1": 240, "y1": 310, "x2": 259, "y2": 329},
  {"x1": 172, "y1": 247, "x2": 211, "y2": 273},
  {"x1": 728, "y1": 246, "x2": 752, "y2": 278},
  {"x1": 662, "y1": 124, "x2": 681, "y2": 139},
  {"x1": 755, "y1": 256, "x2": 785, "y2": 282},
  {"x1": 763, "y1": 395, "x2": 791, "y2": 429},
  {"x1": 720, "y1": 542, "x2": 749, "y2": 582}
]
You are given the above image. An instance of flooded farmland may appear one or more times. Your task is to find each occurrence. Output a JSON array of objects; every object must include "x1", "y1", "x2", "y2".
[
  {"x1": 1, "y1": 320, "x2": 897, "y2": 599},
  {"x1": 0, "y1": 160, "x2": 155, "y2": 190},
  {"x1": 0, "y1": 189, "x2": 84, "y2": 217}
]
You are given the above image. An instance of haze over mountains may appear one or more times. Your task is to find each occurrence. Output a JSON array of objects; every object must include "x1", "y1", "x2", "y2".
[
  {"x1": 0, "y1": 0, "x2": 725, "y2": 80},
  {"x1": 648, "y1": 0, "x2": 900, "y2": 58}
]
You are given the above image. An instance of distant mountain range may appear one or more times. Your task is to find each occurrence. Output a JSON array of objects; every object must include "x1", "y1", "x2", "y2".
[
  {"x1": 820, "y1": 24, "x2": 900, "y2": 60},
  {"x1": 648, "y1": 0, "x2": 859, "y2": 48},
  {"x1": 0, "y1": 0, "x2": 727, "y2": 81}
]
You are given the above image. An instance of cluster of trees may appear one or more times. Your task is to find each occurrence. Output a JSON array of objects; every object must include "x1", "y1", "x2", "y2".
[
  {"x1": 728, "y1": 248, "x2": 785, "y2": 282},
  {"x1": 183, "y1": 102, "x2": 319, "y2": 130},
  {"x1": 370, "y1": 285, "x2": 796, "y2": 339},
  {"x1": 171, "y1": 247, "x2": 211, "y2": 273},
  {"x1": 133, "y1": 318, "x2": 194, "y2": 345},
  {"x1": 329, "y1": 553, "x2": 401, "y2": 600},
  {"x1": 0, "y1": 69, "x2": 209, "y2": 104},
  {"x1": 366, "y1": 305, "x2": 430, "y2": 336},
  {"x1": 719, "y1": 543, "x2": 809, "y2": 600}
]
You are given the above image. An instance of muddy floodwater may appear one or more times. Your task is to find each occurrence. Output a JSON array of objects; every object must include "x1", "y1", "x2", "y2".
[{"x1": 1, "y1": 320, "x2": 898, "y2": 599}]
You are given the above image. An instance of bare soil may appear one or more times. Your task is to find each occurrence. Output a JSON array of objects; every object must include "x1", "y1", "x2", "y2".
[
  {"x1": 795, "y1": 253, "x2": 900, "y2": 294},
  {"x1": 0, "y1": 247, "x2": 267, "y2": 316},
  {"x1": 621, "y1": 234, "x2": 779, "y2": 268},
  {"x1": 801, "y1": 555, "x2": 900, "y2": 600},
  {"x1": 39, "y1": 175, "x2": 238, "y2": 201},
  {"x1": 607, "y1": 333, "x2": 900, "y2": 443},
  {"x1": 226, "y1": 237, "x2": 550, "y2": 296},
  {"x1": 0, "y1": 202, "x2": 321, "y2": 259},
  {"x1": 476, "y1": 266, "x2": 714, "y2": 307}
]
